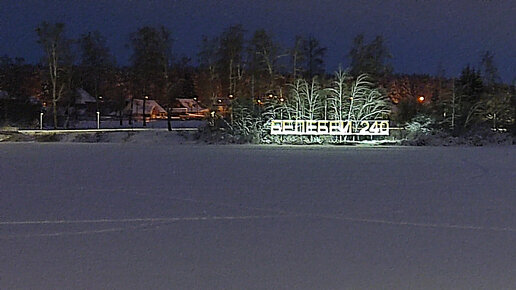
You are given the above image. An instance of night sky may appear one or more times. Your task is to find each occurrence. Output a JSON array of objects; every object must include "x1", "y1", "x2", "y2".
[{"x1": 1, "y1": 0, "x2": 514, "y2": 82}]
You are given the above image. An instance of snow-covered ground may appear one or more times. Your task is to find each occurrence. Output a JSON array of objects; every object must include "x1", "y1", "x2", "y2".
[
  {"x1": 1, "y1": 144, "x2": 515, "y2": 289},
  {"x1": 44, "y1": 119, "x2": 205, "y2": 129}
]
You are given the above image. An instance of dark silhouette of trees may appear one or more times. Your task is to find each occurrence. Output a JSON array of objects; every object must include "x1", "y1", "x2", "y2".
[
  {"x1": 78, "y1": 31, "x2": 116, "y2": 101},
  {"x1": 217, "y1": 24, "x2": 246, "y2": 97},
  {"x1": 301, "y1": 36, "x2": 326, "y2": 79},
  {"x1": 129, "y1": 25, "x2": 173, "y2": 104},
  {"x1": 197, "y1": 35, "x2": 222, "y2": 105},
  {"x1": 479, "y1": 51, "x2": 500, "y2": 88},
  {"x1": 0, "y1": 20, "x2": 512, "y2": 138},
  {"x1": 0, "y1": 56, "x2": 39, "y2": 99},
  {"x1": 349, "y1": 34, "x2": 392, "y2": 79},
  {"x1": 289, "y1": 35, "x2": 305, "y2": 80},
  {"x1": 247, "y1": 29, "x2": 284, "y2": 98}
]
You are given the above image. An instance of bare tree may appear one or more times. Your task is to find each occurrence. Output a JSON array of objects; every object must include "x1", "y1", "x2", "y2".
[
  {"x1": 198, "y1": 35, "x2": 221, "y2": 105},
  {"x1": 36, "y1": 22, "x2": 71, "y2": 128},
  {"x1": 247, "y1": 29, "x2": 285, "y2": 97},
  {"x1": 218, "y1": 25, "x2": 246, "y2": 97}
]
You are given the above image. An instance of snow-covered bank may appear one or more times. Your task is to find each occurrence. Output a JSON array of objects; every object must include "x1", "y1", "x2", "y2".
[
  {"x1": 1, "y1": 144, "x2": 515, "y2": 289},
  {"x1": 0, "y1": 129, "x2": 199, "y2": 144},
  {"x1": 1, "y1": 129, "x2": 514, "y2": 147}
]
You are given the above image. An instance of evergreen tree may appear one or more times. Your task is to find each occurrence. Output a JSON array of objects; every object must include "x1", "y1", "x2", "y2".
[
  {"x1": 301, "y1": 36, "x2": 326, "y2": 79},
  {"x1": 479, "y1": 50, "x2": 500, "y2": 88},
  {"x1": 454, "y1": 65, "x2": 484, "y2": 130}
]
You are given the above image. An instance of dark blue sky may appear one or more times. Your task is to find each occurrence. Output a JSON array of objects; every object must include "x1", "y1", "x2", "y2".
[{"x1": 1, "y1": 0, "x2": 514, "y2": 82}]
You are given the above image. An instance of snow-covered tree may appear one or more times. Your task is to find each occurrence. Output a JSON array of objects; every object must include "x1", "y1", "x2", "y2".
[{"x1": 347, "y1": 74, "x2": 390, "y2": 123}]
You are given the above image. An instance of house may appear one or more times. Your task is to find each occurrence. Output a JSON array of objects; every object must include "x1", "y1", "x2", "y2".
[
  {"x1": 177, "y1": 98, "x2": 209, "y2": 114},
  {"x1": 75, "y1": 88, "x2": 98, "y2": 117},
  {"x1": 171, "y1": 98, "x2": 209, "y2": 119},
  {"x1": 124, "y1": 98, "x2": 168, "y2": 120}
]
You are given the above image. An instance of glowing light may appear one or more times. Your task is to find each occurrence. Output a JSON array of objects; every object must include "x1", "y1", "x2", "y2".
[
  {"x1": 417, "y1": 96, "x2": 425, "y2": 103},
  {"x1": 270, "y1": 120, "x2": 390, "y2": 136}
]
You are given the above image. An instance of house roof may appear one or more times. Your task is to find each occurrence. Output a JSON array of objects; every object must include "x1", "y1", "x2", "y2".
[
  {"x1": 75, "y1": 88, "x2": 97, "y2": 104},
  {"x1": 124, "y1": 99, "x2": 167, "y2": 115},
  {"x1": 177, "y1": 98, "x2": 209, "y2": 113}
]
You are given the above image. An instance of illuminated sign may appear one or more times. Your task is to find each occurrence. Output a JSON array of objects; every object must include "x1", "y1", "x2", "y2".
[{"x1": 270, "y1": 120, "x2": 389, "y2": 136}]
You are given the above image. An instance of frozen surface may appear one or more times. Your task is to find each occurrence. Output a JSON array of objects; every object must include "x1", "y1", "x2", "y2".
[{"x1": 0, "y1": 144, "x2": 515, "y2": 289}]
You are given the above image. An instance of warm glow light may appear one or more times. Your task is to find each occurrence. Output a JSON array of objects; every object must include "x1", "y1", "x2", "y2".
[{"x1": 417, "y1": 96, "x2": 425, "y2": 103}]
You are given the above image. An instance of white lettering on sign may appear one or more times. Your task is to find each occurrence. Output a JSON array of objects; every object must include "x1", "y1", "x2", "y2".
[{"x1": 270, "y1": 120, "x2": 389, "y2": 136}]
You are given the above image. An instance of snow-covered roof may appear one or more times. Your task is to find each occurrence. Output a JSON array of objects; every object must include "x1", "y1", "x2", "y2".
[
  {"x1": 75, "y1": 88, "x2": 97, "y2": 104},
  {"x1": 124, "y1": 99, "x2": 167, "y2": 115},
  {"x1": 177, "y1": 98, "x2": 209, "y2": 113}
]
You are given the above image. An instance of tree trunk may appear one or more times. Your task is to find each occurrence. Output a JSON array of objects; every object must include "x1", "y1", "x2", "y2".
[{"x1": 167, "y1": 107, "x2": 172, "y2": 131}]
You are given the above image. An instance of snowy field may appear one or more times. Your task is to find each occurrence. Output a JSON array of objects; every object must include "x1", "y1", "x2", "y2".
[{"x1": 1, "y1": 143, "x2": 515, "y2": 289}]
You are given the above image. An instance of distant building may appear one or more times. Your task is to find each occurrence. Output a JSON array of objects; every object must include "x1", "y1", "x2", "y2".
[
  {"x1": 171, "y1": 98, "x2": 209, "y2": 119},
  {"x1": 74, "y1": 88, "x2": 97, "y2": 118},
  {"x1": 124, "y1": 98, "x2": 167, "y2": 120}
]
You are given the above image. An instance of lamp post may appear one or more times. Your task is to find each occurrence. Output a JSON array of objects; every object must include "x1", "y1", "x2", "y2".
[
  {"x1": 228, "y1": 94, "x2": 235, "y2": 124},
  {"x1": 40, "y1": 102, "x2": 46, "y2": 130},
  {"x1": 143, "y1": 95, "x2": 148, "y2": 126},
  {"x1": 167, "y1": 105, "x2": 172, "y2": 131},
  {"x1": 96, "y1": 95, "x2": 103, "y2": 129}
]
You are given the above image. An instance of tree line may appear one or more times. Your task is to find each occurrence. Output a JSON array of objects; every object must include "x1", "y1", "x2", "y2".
[{"x1": 0, "y1": 22, "x2": 514, "y2": 138}]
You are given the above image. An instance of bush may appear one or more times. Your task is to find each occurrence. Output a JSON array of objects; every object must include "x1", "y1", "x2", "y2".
[{"x1": 404, "y1": 114, "x2": 436, "y2": 141}]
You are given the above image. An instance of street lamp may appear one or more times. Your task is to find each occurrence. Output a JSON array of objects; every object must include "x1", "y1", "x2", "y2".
[
  {"x1": 97, "y1": 95, "x2": 103, "y2": 129},
  {"x1": 40, "y1": 102, "x2": 46, "y2": 130},
  {"x1": 143, "y1": 95, "x2": 149, "y2": 126},
  {"x1": 228, "y1": 94, "x2": 235, "y2": 123}
]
